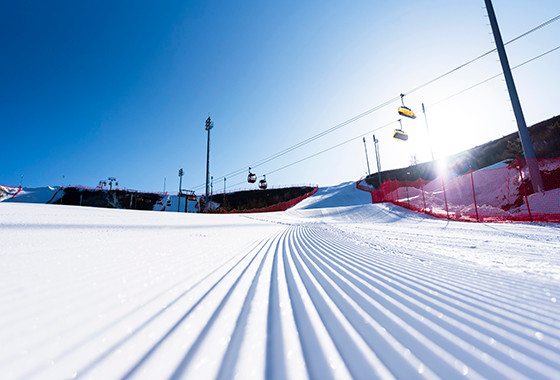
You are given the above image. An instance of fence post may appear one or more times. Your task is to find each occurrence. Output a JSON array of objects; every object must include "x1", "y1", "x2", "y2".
[
  {"x1": 517, "y1": 159, "x2": 533, "y2": 222},
  {"x1": 421, "y1": 179, "x2": 427, "y2": 212},
  {"x1": 442, "y1": 176, "x2": 449, "y2": 219},
  {"x1": 406, "y1": 183, "x2": 410, "y2": 209},
  {"x1": 470, "y1": 167, "x2": 479, "y2": 222}
]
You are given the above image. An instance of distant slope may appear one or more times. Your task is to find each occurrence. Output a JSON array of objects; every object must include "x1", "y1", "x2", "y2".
[{"x1": 290, "y1": 182, "x2": 371, "y2": 210}]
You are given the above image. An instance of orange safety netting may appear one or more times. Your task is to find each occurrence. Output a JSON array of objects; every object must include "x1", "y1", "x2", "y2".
[{"x1": 357, "y1": 157, "x2": 560, "y2": 222}]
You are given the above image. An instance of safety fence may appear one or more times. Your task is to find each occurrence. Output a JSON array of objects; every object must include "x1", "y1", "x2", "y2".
[
  {"x1": 356, "y1": 157, "x2": 560, "y2": 222},
  {"x1": 220, "y1": 187, "x2": 319, "y2": 214}
]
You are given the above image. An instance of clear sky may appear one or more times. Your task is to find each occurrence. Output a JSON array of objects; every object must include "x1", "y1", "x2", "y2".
[{"x1": 1, "y1": 0, "x2": 559, "y2": 194}]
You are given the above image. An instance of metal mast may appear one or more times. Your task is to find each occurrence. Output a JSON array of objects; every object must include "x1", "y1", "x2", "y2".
[
  {"x1": 422, "y1": 103, "x2": 435, "y2": 162},
  {"x1": 178, "y1": 168, "x2": 184, "y2": 212},
  {"x1": 373, "y1": 134, "x2": 382, "y2": 188},
  {"x1": 363, "y1": 137, "x2": 371, "y2": 175},
  {"x1": 223, "y1": 177, "x2": 226, "y2": 205},
  {"x1": 484, "y1": 0, "x2": 543, "y2": 191},
  {"x1": 205, "y1": 117, "x2": 214, "y2": 205}
]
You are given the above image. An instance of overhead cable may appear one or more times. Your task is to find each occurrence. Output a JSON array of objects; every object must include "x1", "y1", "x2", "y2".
[
  {"x1": 192, "y1": 14, "x2": 560, "y2": 191},
  {"x1": 226, "y1": 44, "x2": 560, "y2": 190},
  {"x1": 429, "y1": 44, "x2": 560, "y2": 108}
]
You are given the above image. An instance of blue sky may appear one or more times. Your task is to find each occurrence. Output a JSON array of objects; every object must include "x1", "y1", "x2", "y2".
[{"x1": 1, "y1": 0, "x2": 559, "y2": 193}]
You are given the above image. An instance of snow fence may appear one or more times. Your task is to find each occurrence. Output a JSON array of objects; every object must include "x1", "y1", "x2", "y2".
[{"x1": 357, "y1": 157, "x2": 560, "y2": 222}]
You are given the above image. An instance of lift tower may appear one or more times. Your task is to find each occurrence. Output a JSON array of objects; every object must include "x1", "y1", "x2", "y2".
[{"x1": 484, "y1": 0, "x2": 543, "y2": 192}]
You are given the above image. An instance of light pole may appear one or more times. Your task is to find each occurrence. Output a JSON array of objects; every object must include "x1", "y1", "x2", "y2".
[
  {"x1": 108, "y1": 177, "x2": 117, "y2": 190},
  {"x1": 205, "y1": 117, "x2": 214, "y2": 209},
  {"x1": 484, "y1": 0, "x2": 543, "y2": 192},
  {"x1": 178, "y1": 168, "x2": 184, "y2": 212}
]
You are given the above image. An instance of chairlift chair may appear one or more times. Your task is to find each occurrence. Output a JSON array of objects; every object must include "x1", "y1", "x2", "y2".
[
  {"x1": 398, "y1": 106, "x2": 416, "y2": 119},
  {"x1": 398, "y1": 93, "x2": 416, "y2": 119},
  {"x1": 393, "y1": 129, "x2": 409, "y2": 141},
  {"x1": 247, "y1": 167, "x2": 257, "y2": 183},
  {"x1": 259, "y1": 175, "x2": 268, "y2": 190}
]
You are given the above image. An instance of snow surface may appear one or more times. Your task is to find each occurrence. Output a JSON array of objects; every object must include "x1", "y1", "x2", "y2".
[
  {"x1": 1, "y1": 186, "x2": 63, "y2": 204},
  {"x1": 1, "y1": 182, "x2": 559, "y2": 379}
]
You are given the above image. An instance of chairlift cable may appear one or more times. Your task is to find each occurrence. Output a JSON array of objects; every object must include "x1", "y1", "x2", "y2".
[
  {"x1": 192, "y1": 15, "x2": 560, "y2": 191},
  {"x1": 429, "y1": 44, "x2": 560, "y2": 108},
  {"x1": 223, "y1": 42, "x2": 559, "y2": 192}
]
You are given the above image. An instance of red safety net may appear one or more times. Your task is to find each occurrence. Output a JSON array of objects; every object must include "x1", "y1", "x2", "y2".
[
  {"x1": 357, "y1": 157, "x2": 560, "y2": 222},
  {"x1": 220, "y1": 187, "x2": 319, "y2": 214}
]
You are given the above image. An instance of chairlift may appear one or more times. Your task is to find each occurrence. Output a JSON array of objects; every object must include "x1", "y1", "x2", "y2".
[
  {"x1": 247, "y1": 167, "x2": 257, "y2": 183},
  {"x1": 259, "y1": 175, "x2": 268, "y2": 190},
  {"x1": 398, "y1": 93, "x2": 416, "y2": 119},
  {"x1": 187, "y1": 191, "x2": 197, "y2": 201},
  {"x1": 398, "y1": 106, "x2": 416, "y2": 119},
  {"x1": 393, "y1": 129, "x2": 409, "y2": 141},
  {"x1": 393, "y1": 119, "x2": 408, "y2": 141}
]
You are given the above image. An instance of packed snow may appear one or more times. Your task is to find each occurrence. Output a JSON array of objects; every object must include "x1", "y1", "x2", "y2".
[
  {"x1": 1, "y1": 182, "x2": 559, "y2": 379},
  {"x1": 1, "y1": 185, "x2": 64, "y2": 204}
]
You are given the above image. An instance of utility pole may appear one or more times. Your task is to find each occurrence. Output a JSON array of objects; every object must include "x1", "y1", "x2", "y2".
[
  {"x1": 363, "y1": 137, "x2": 371, "y2": 175},
  {"x1": 205, "y1": 117, "x2": 214, "y2": 209},
  {"x1": 484, "y1": 0, "x2": 543, "y2": 192},
  {"x1": 373, "y1": 134, "x2": 382, "y2": 188},
  {"x1": 210, "y1": 176, "x2": 213, "y2": 204},
  {"x1": 223, "y1": 177, "x2": 226, "y2": 205},
  {"x1": 178, "y1": 168, "x2": 184, "y2": 212},
  {"x1": 422, "y1": 103, "x2": 435, "y2": 162},
  {"x1": 163, "y1": 177, "x2": 166, "y2": 193}
]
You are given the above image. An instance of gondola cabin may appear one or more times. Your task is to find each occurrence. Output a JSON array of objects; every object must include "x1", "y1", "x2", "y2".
[
  {"x1": 247, "y1": 168, "x2": 257, "y2": 184},
  {"x1": 166, "y1": 199, "x2": 172, "y2": 207},
  {"x1": 393, "y1": 129, "x2": 409, "y2": 141},
  {"x1": 398, "y1": 106, "x2": 416, "y2": 119},
  {"x1": 259, "y1": 177, "x2": 268, "y2": 190}
]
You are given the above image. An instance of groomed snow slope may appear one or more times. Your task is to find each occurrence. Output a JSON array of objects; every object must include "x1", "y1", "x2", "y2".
[{"x1": 1, "y1": 182, "x2": 559, "y2": 380}]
